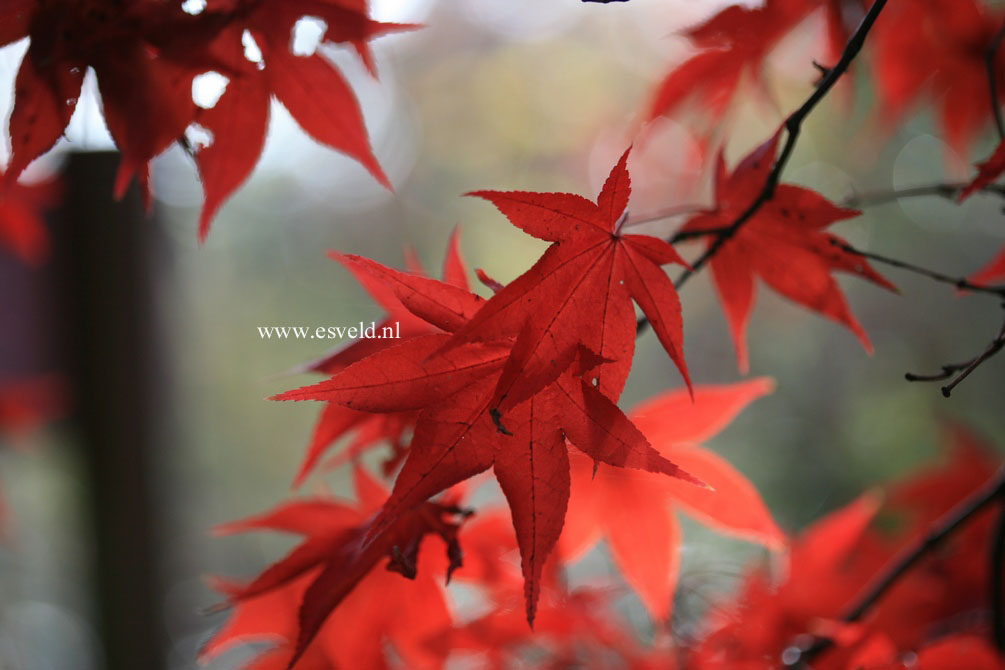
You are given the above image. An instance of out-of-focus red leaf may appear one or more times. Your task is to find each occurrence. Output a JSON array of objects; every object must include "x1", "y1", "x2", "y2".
[{"x1": 681, "y1": 131, "x2": 896, "y2": 372}]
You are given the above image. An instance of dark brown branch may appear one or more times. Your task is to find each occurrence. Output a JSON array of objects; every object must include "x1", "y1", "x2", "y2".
[
  {"x1": 986, "y1": 23, "x2": 1005, "y2": 142},
  {"x1": 832, "y1": 239, "x2": 1005, "y2": 298},
  {"x1": 915, "y1": 315, "x2": 1005, "y2": 397},
  {"x1": 667, "y1": 226, "x2": 730, "y2": 244},
  {"x1": 787, "y1": 467, "x2": 1005, "y2": 667}
]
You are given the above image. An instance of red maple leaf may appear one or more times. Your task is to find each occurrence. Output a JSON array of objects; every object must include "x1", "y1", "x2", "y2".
[
  {"x1": 646, "y1": 0, "x2": 851, "y2": 130},
  {"x1": 873, "y1": 635, "x2": 1005, "y2": 670},
  {"x1": 869, "y1": 0, "x2": 1005, "y2": 153},
  {"x1": 188, "y1": 0, "x2": 416, "y2": 239},
  {"x1": 447, "y1": 147, "x2": 691, "y2": 417},
  {"x1": 688, "y1": 491, "x2": 887, "y2": 670},
  {"x1": 0, "y1": 172, "x2": 57, "y2": 265},
  {"x1": 3, "y1": 0, "x2": 410, "y2": 239},
  {"x1": 274, "y1": 252, "x2": 704, "y2": 626},
  {"x1": 680, "y1": 131, "x2": 896, "y2": 372},
  {"x1": 203, "y1": 466, "x2": 466, "y2": 669},
  {"x1": 559, "y1": 378, "x2": 785, "y2": 621},
  {"x1": 689, "y1": 425, "x2": 1004, "y2": 670},
  {"x1": 287, "y1": 232, "x2": 472, "y2": 486},
  {"x1": 969, "y1": 244, "x2": 1005, "y2": 286},
  {"x1": 0, "y1": 374, "x2": 65, "y2": 440},
  {"x1": 958, "y1": 139, "x2": 1005, "y2": 202}
]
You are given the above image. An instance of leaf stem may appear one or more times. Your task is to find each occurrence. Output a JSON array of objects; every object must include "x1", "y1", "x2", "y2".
[{"x1": 623, "y1": 204, "x2": 710, "y2": 230}]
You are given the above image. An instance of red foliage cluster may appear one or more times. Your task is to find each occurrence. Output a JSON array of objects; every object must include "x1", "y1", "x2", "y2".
[
  {"x1": 204, "y1": 406, "x2": 1003, "y2": 669},
  {"x1": 2, "y1": 0, "x2": 1003, "y2": 668},
  {"x1": 1, "y1": 0, "x2": 408, "y2": 239}
]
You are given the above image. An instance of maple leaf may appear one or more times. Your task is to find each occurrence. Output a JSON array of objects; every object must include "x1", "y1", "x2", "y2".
[
  {"x1": 880, "y1": 635, "x2": 1005, "y2": 670},
  {"x1": 448, "y1": 147, "x2": 690, "y2": 417},
  {"x1": 4, "y1": 1, "x2": 411, "y2": 240},
  {"x1": 274, "y1": 255, "x2": 704, "y2": 626},
  {"x1": 0, "y1": 374, "x2": 65, "y2": 440},
  {"x1": 646, "y1": 0, "x2": 850, "y2": 130},
  {"x1": 680, "y1": 131, "x2": 896, "y2": 372},
  {"x1": 187, "y1": 0, "x2": 417, "y2": 239},
  {"x1": 688, "y1": 491, "x2": 887, "y2": 670},
  {"x1": 869, "y1": 0, "x2": 1005, "y2": 153},
  {"x1": 969, "y1": 244, "x2": 1005, "y2": 286},
  {"x1": 204, "y1": 466, "x2": 467, "y2": 669},
  {"x1": 0, "y1": 172, "x2": 58, "y2": 265},
  {"x1": 559, "y1": 378, "x2": 785, "y2": 621},
  {"x1": 689, "y1": 425, "x2": 1005, "y2": 670},
  {"x1": 958, "y1": 139, "x2": 1005, "y2": 202},
  {"x1": 288, "y1": 232, "x2": 471, "y2": 486}
]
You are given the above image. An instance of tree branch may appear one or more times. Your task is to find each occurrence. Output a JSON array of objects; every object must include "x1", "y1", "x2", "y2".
[
  {"x1": 832, "y1": 240, "x2": 1005, "y2": 298},
  {"x1": 843, "y1": 182, "x2": 1005, "y2": 208},
  {"x1": 787, "y1": 466, "x2": 1005, "y2": 667},
  {"x1": 905, "y1": 313, "x2": 1005, "y2": 397}
]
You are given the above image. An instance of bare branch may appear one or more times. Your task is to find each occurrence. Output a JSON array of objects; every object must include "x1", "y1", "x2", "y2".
[
  {"x1": 912, "y1": 315, "x2": 1005, "y2": 398},
  {"x1": 832, "y1": 239, "x2": 1005, "y2": 298},
  {"x1": 843, "y1": 182, "x2": 1005, "y2": 208}
]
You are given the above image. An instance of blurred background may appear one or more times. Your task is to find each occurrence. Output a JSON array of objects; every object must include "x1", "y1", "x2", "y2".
[{"x1": 0, "y1": 0, "x2": 1003, "y2": 668}]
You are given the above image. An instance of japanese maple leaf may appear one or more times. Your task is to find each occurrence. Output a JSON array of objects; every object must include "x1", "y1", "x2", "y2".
[
  {"x1": 0, "y1": 374, "x2": 65, "y2": 440},
  {"x1": 3, "y1": 1, "x2": 211, "y2": 205},
  {"x1": 872, "y1": 635, "x2": 1005, "y2": 670},
  {"x1": 688, "y1": 492, "x2": 888, "y2": 670},
  {"x1": 274, "y1": 254, "x2": 703, "y2": 625},
  {"x1": 288, "y1": 232, "x2": 472, "y2": 486},
  {"x1": 680, "y1": 132, "x2": 896, "y2": 372},
  {"x1": 969, "y1": 245, "x2": 1005, "y2": 286},
  {"x1": 646, "y1": 0, "x2": 851, "y2": 130},
  {"x1": 188, "y1": 0, "x2": 416, "y2": 239},
  {"x1": 3, "y1": 1, "x2": 410, "y2": 240},
  {"x1": 203, "y1": 466, "x2": 466, "y2": 669},
  {"x1": 869, "y1": 0, "x2": 1005, "y2": 153},
  {"x1": 448, "y1": 147, "x2": 691, "y2": 418},
  {"x1": 959, "y1": 140, "x2": 1005, "y2": 202},
  {"x1": 559, "y1": 378, "x2": 785, "y2": 621},
  {"x1": 0, "y1": 173, "x2": 57, "y2": 265}
]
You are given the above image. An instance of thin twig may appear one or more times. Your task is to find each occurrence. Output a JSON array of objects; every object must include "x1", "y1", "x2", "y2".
[
  {"x1": 787, "y1": 467, "x2": 1005, "y2": 667},
  {"x1": 986, "y1": 23, "x2": 1005, "y2": 142},
  {"x1": 832, "y1": 239, "x2": 1005, "y2": 298},
  {"x1": 843, "y1": 182, "x2": 1005, "y2": 208},
  {"x1": 667, "y1": 226, "x2": 730, "y2": 244},
  {"x1": 929, "y1": 316, "x2": 1005, "y2": 397}
]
